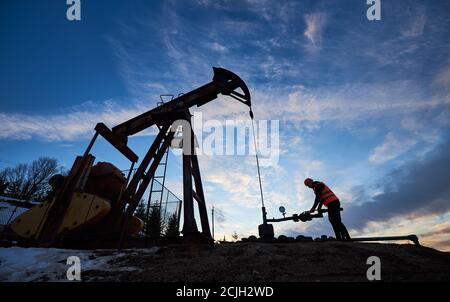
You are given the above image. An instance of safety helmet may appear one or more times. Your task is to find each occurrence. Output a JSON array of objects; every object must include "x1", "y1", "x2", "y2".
[{"x1": 304, "y1": 178, "x2": 314, "y2": 186}]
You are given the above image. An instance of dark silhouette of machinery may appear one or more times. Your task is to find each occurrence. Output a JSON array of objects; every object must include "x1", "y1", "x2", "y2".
[
  {"x1": 10, "y1": 67, "x2": 252, "y2": 248},
  {"x1": 258, "y1": 206, "x2": 419, "y2": 245}
]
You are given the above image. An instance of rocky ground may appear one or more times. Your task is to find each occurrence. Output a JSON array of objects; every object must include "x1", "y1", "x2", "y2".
[{"x1": 81, "y1": 241, "x2": 450, "y2": 282}]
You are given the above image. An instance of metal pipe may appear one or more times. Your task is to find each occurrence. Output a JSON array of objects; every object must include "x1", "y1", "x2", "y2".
[
  {"x1": 351, "y1": 235, "x2": 420, "y2": 245},
  {"x1": 266, "y1": 208, "x2": 342, "y2": 223},
  {"x1": 267, "y1": 215, "x2": 299, "y2": 223},
  {"x1": 125, "y1": 162, "x2": 135, "y2": 184},
  {"x1": 212, "y1": 206, "x2": 215, "y2": 241},
  {"x1": 251, "y1": 118, "x2": 265, "y2": 210},
  {"x1": 83, "y1": 132, "x2": 99, "y2": 158}
]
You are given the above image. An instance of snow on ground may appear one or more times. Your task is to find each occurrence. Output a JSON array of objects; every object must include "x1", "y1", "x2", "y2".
[{"x1": 0, "y1": 247, "x2": 159, "y2": 282}]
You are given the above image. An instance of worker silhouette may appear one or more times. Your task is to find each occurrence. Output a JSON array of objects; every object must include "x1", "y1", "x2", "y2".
[{"x1": 304, "y1": 178, "x2": 351, "y2": 241}]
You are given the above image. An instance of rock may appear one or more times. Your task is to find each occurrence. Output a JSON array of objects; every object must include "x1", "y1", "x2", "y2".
[
  {"x1": 295, "y1": 235, "x2": 305, "y2": 242},
  {"x1": 296, "y1": 235, "x2": 314, "y2": 242},
  {"x1": 247, "y1": 235, "x2": 258, "y2": 242},
  {"x1": 277, "y1": 235, "x2": 288, "y2": 243}
]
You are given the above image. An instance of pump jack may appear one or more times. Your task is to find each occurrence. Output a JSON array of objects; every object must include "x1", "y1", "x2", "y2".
[{"x1": 10, "y1": 67, "x2": 252, "y2": 248}]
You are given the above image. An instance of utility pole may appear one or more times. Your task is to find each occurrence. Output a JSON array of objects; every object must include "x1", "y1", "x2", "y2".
[{"x1": 211, "y1": 206, "x2": 215, "y2": 241}]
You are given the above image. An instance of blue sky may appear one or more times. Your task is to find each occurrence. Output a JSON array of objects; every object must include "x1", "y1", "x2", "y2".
[{"x1": 1, "y1": 0, "x2": 450, "y2": 250}]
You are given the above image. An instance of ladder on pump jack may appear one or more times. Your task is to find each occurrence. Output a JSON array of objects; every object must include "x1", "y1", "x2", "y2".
[
  {"x1": 145, "y1": 142, "x2": 170, "y2": 237},
  {"x1": 144, "y1": 96, "x2": 173, "y2": 238},
  {"x1": 144, "y1": 96, "x2": 197, "y2": 242}
]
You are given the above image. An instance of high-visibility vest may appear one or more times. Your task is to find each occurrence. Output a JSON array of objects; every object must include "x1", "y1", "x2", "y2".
[{"x1": 314, "y1": 182, "x2": 339, "y2": 207}]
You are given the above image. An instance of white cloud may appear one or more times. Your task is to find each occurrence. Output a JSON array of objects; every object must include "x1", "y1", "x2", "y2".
[
  {"x1": 0, "y1": 101, "x2": 154, "y2": 141},
  {"x1": 304, "y1": 13, "x2": 327, "y2": 50},
  {"x1": 369, "y1": 133, "x2": 417, "y2": 164},
  {"x1": 352, "y1": 212, "x2": 450, "y2": 251},
  {"x1": 204, "y1": 161, "x2": 262, "y2": 208},
  {"x1": 209, "y1": 41, "x2": 228, "y2": 53},
  {"x1": 401, "y1": 13, "x2": 426, "y2": 38},
  {"x1": 2, "y1": 80, "x2": 449, "y2": 151},
  {"x1": 420, "y1": 219, "x2": 450, "y2": 251},
  {"x1": 259, "y1": 56, "x2": 301, "y2": 79},
  {"x1": 434, "y1": 65, "x2": 450, "y2": 87},
  {"x1": 251, "y1": 82, "x2": 450, "y2": 128}
]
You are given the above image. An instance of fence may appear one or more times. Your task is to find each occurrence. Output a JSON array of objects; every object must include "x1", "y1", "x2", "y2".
[
  {"x1": 141, "y1": 178, "x2": 182, "y2": 237},
  {"x1": 0, "y1": 197, "x2": 30, "y2": 233}
]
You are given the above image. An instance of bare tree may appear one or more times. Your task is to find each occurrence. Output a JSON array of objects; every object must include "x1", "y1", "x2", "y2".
[
  {"x1": 1, "y1": 164, "x2": 27, "y2": 198},
  {"x1": 0, "y1": 157, "x2": 59, "y2": 201}
]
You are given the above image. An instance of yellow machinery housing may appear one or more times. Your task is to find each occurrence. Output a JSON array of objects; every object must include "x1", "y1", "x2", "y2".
[{"x1": 11, "y1": 192, "x2": 142, "y2": 240}]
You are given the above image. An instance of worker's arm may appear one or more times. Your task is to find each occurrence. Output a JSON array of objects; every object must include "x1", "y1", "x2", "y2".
[
  {"x1": 310, "y1": 195, "x2": 320, "y2": 213},
  {"x1": 309, "y1": 182, "x2": 325, "y2": 213},
  {"x1": 317, "y1": 201, "x2": 323, "y2": 212}
]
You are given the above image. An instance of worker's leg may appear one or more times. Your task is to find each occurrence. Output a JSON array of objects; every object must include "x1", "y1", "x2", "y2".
[
  {"x1": 328, "y1": 203, "x2": 342, "y2": 240},
  {"x1": 338, "y1": 213, "x2": 351, "y2": 240},
  {"x1": 332, "y1": 201, "x2": 351, "y2": 240},
  {"x1": 339, "y1": 221, "x2": 351, "y2": 240}
]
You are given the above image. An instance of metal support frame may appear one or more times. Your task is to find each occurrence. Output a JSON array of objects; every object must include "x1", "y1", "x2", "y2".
[
  {"x1": 118, "y1": 124, "x2": 174, "y2": 247},
  {"x1": 180, "y1": 112, "x2": 212, "y2": 239},
  {"x1": 118, "y1": 109, "x2": 213, "y2": 247},
  {"x1": 37, "y1": 132, "x2": 99, "y2": 246},
  {"x1": 30, "y1": 67, "x2": 250, "y2": 248}
]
